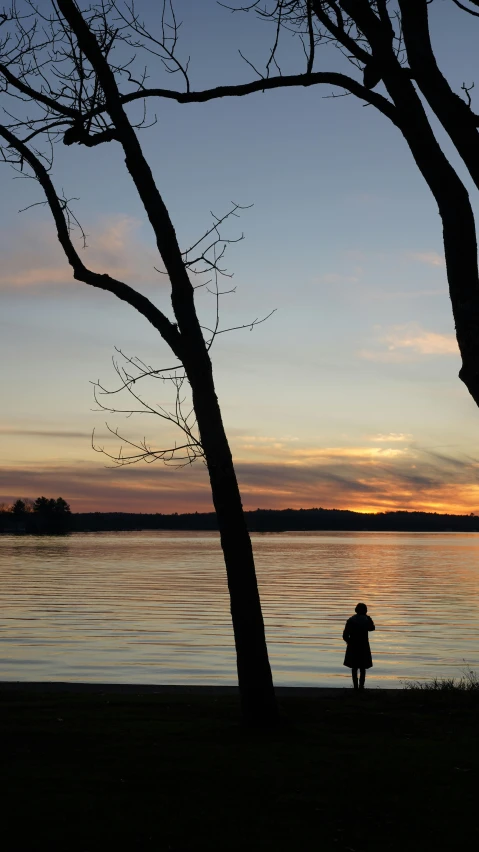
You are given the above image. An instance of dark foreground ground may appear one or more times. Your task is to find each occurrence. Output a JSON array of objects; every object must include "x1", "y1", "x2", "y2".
[{"x1": 1, "y1": 683, "x2": 478, "y2": 851}]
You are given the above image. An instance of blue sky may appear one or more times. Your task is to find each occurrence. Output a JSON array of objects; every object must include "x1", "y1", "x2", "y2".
[{"x1": 1, "y1": 0, "x2": 479, "y2": 513}]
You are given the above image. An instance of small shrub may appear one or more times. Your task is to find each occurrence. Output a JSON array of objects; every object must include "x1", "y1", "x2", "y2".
[{"x1": 403, "y1": 667, "x2": 479, "y2": 693}]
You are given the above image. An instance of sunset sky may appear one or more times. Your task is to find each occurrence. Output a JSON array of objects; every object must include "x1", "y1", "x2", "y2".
[{"x1": 1, "y1": 0, "x2": 479, "y2": 515}]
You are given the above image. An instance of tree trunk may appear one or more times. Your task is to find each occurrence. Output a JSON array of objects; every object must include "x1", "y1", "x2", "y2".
[
  {"x1": 399, "y1": 0, "x2": 479, "y2": 195},
  {"x1": 390, "y1": 98, "x2": 479, "y2": 407},
  {"x1": 339, "y1": 0, "x2": 479, "y2": 407},
  {"x1": 26, "y1": 0, "x2": 277, "y2": 726},
  {"x1": 186, "y1": 352, "x2": 278, "y2": 727},
  {"x1": 439, "y1": 195, "x2": 479, "y2": 405},
  {"x1": 343, "y1": 4, "x2": 479, "y2": 408}
]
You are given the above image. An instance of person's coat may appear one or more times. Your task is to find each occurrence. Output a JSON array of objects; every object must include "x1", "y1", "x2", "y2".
[{"x1": 343, "y1": 613, "x2": 375, "y2": 669}]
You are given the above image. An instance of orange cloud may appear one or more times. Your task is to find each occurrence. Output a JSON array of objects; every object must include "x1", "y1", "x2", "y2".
[
  {"x1": 359, "y1": 322, "x2": 458, "y2": 362},
  {"x1": 2, "y1": 267, "x2": 71, "y2": 288},
  {"x1": 238, "y1": 434, "x2": 300, "y2": 452},
  {"x1": 288, "y1": 447, "x2": 409, "y2": 460},
  {"x1": 370, "y1": 433, "x2": 412, "y2": 443},
  {"x1": 0, "y1": 215, "x2": 160, "y2": 292},
  {"x1": 409, "y1": 251, "x2": 445, "y2": 267}
]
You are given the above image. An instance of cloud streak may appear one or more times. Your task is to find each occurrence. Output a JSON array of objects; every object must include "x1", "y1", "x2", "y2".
[
  {"x1": 359, "y1": 322, "x2": 458, "y2": 362},
  {"x1": 1, "y1": 444, "x2": 478, "y2": 515},
  {"x1": 0, "y1": 216, "x2": 160, "y2": 293},
  {"x1": 0, "y1": 427, "x2": 93, "y2": 439},
  {"x1": 409, "y1": 251, "x2": 445, "y2": 268},
  {"x1": 370, "y1": 433, "x2": 413, "y2": 443}
]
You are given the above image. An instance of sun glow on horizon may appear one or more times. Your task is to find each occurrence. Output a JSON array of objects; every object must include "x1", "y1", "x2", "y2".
[{"x1": 1, "y1": 440, "x2": 478, "y2": 516}]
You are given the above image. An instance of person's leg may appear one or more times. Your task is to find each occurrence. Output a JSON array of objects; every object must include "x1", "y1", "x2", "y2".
[
  {"x1": 359, "y1": 668, "x2": 366, "y2": 689},
  {"x1": 352, "y1": 668, "x2": 359, "y2": 690}
]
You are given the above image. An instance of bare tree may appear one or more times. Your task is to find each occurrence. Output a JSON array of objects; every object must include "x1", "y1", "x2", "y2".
[
  {"x1": 0, "y1": 0, "x2": 278, "y2": 726},
  {"x1": 78, "y1": 0, "x2": 479, "y2": 410},
  {"x1": 91, "y1": 202, "x2": 273, "y2": 469}
]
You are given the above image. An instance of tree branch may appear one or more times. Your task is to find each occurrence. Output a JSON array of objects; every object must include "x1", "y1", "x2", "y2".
[
  {"x1": 1, "y1": 6, "x2": 397, "y2": 133},
  {"x1": 117, "y1": 71, "x2": 399, "y2": 125},
  {"x1": 312, "y1": 0, "x2": 372, "y2": 65},
  {"x1": 0, "y1": 61, "x2": 79, "y2": 118},
  {"x1": 63, "y1": 124, "x2": 119, "y2": 146},
  {"x1": 56, "y1": 0, "x2": 204, "y2": 352},
  {"x1": 451, "y1": 0, "x2": 479, "y2": 16},
  {"x1": 399, "y1": 0, "x2": 479, "y2": 190}
]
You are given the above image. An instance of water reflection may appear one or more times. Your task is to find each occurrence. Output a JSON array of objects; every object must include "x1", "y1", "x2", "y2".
[{"x1": 0, "y1": 531, "x2": 478, "y2": 687}]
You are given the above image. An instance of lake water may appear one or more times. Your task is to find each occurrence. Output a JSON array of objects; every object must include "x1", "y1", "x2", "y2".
[{"x1": 0, "y1": 531, "x2": 478, "y2": 688}]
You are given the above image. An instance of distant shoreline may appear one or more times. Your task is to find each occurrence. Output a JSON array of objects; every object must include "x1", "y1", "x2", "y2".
[
  {"x1": 2, "y1": 506, "x2": 479, "y2": 534},
  {"x1": 60, "y1": 506, "x2": 479, "y2": 534}
]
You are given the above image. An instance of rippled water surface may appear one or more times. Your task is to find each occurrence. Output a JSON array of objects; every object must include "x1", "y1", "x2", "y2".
[{"x1": 1, "y1": 531, "x2": 478, "y2": 687}]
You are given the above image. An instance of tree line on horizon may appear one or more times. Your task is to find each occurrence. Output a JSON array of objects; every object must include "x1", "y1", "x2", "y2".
[
  {"x1": 71, "y1": 506, "x2": 479, "y2": 533},
  {"x1": 2, "y1": 501, "x2": 478, "y2": 534}
]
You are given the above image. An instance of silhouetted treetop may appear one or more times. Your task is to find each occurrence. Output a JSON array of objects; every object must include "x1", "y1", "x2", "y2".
[
  {"x1": 33, "y1": 496, "x2": 71, "y2": 515},
  {"x1": 11, "y1": 499, "x2": 27, "y2": 516}
]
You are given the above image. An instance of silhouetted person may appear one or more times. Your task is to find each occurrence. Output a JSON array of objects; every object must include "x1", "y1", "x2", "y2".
[{"x1": 343, "y1": 603, "x2": 375, "y2": 690}]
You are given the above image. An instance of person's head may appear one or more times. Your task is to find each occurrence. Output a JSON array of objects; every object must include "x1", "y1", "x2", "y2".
[{"x1": 355, "y1": 602, "x2": 368, "y2": 615}]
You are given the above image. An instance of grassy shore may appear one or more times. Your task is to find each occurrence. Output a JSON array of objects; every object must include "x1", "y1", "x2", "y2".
[{"x1": 1, "y1": 685, "x2": 478, "y2": 851}]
